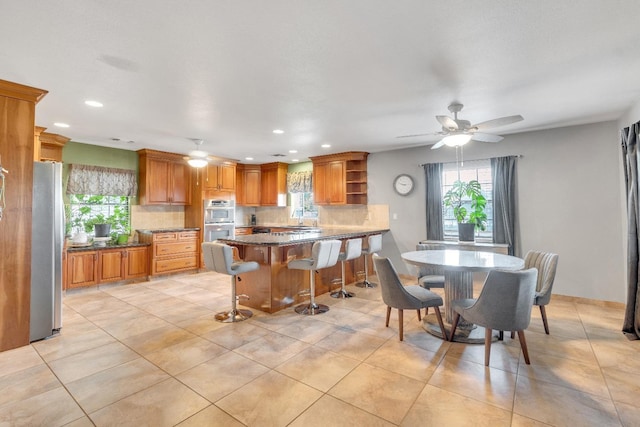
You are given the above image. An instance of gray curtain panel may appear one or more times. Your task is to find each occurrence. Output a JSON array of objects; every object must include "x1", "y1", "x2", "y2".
[
  {"x1": 66, "y1": 164, "x2": 138, "y2": 196},
  {"x1": 621, "y1": 121, "x2": 640, "y2": 340},
  {"x1": 492, "y1": 156, "x2": 518, "y2": 256},
  {"x1": 423, "y1": 163, "x2": 444, "y2": 240}
]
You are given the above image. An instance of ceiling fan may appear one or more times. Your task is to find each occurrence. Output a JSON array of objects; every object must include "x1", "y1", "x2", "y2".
[
  {"x1": 397, "y1": 103, "x2": 523, "y2": 150},
  {"x1": 184, "y1": 139, "x2": 210, "y2": 168}
]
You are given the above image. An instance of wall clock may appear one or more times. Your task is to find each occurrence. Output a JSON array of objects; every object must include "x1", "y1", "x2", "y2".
[{"x1": 393, "y1": 174, "x2": 414, "y2": 196}]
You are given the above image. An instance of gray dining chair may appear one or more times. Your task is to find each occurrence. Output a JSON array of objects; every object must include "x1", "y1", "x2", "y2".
[
  {"x1": 373, "y1": 254, "x2": 447, "y2": 341},
  {"x1": 524, "y1": 250, "x2": 559, "y2": 334},
  {"x1": 450, "y1": 268, "x2": 538, "y2": 366},
  {"x1": 415, "y1": 243, "x2": 445, "y2": 315}
]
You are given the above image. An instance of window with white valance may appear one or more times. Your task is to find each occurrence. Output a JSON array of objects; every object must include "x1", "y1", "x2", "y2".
[{"x1": 66, "y1": 164, "x2": 137, "y2": 196}]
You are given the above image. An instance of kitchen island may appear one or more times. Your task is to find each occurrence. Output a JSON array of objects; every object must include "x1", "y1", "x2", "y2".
[{"x1": 217, "y1": 227, "x2": 388, "y2": 313}]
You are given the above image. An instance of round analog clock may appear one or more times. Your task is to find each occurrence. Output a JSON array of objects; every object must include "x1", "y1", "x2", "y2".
[{"x1": 393, "y1": 174, "x2": 415, "y2": 196}]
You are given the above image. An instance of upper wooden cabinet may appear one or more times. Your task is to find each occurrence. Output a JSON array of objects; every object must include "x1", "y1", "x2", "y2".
[
  {"x1": 138, "y1": 149, "x2": 192, "y2": 205},
  {"x1": 203, "y1": 162, "x2": 236, "y2": 192},
  {"x1": 310, "y1": 151, "x2": 368, "y2": 205},
  {"x1": 236, "y1": 164, "x2": 261, "y2": 206},
  {"x1": 34, "y1": 127, "x2": 70, "y2": 162},
  {"x1": 260, "y1": 162, "x2": 287, "y2": 206}
]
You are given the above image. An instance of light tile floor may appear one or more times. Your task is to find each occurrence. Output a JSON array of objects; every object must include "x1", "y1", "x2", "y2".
[{"x1": 0, "y1": 271, "x2": 638, "y2": 426}]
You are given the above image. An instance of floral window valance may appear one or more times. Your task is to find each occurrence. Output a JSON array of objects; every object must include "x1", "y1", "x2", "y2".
[
  {"x1": 286, "y1": 171, "x2": 312, "y2": 193},
  {"x1": 66, "y1": 164, "x2": 138, "y2": 196}
]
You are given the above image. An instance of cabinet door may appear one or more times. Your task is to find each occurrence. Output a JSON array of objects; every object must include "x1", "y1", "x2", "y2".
[
  {"x1": 99, "y1": 250, "x2": 125, "y2": 283},
  {"x1": 204, "y1": 164, "x2": 220, "y2": 190},
  {"x1": 170, "y1": 161, "x2": 191, "y2": 205},
  {"x1": 261, "y1": 167, "x2": 277, "y2": 206},
  {"x1": 313, "y1": 163, "x2": 329, "y2": 205},
  {"x1": 125, "y1": 247, "x2": 149, "y2": 279},
  {"x1": 67, "y1": 252, "x2": 98, "y2": 289},
  {"x1": 328, "y1": 161, "x2": 346, "y2": 204},
  {"x1": 218, "y1": 164, "x2": 236, "y2": 192},
  {"x1": 244, "y1": 168, "x2": 261, "y2": 205},
  {"x1": 146, "y1": 158, "x2": 171, "y2": 204}
]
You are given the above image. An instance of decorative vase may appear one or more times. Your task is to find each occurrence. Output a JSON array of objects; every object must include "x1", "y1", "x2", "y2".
[
  {"x1": 94, "y1": 223, "x2": 111, "y2": 237},
  {"x1": 458, "y1": 223, "x2": 475, "y2": 242},
  {"x1": 117, "y1": 233, "x2": 129, "y2": 244}
]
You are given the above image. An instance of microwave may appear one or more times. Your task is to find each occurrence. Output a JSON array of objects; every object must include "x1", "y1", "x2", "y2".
[{"x1": 204, "y1": 199, "x2": 235, "y2": 224}]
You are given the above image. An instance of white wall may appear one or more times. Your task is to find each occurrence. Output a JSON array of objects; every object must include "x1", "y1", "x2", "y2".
[{"x1": 368, "y1": 120, "x2": 626, "y2": 303}]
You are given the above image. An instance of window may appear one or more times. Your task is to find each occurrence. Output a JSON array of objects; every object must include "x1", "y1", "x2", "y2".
[
  {"x1": 442, "y1": 159, "x2": 493, "y2": 240},
  {"x1": 66, "y1": 194, "x2": 131, "y2": 238},
  {"x1": 289, "y1": 192, "x2": 318, "y2": 220}
]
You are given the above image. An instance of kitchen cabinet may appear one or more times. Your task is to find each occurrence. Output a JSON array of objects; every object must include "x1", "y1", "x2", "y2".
[
  {"x1": 260, "y1": 162, "x2": 287, "y2": 206},
  {"x1": 65, "y1": 245, "x2": 149, "y2": 289},
  {"x1": 34, "y1": 129, "x2": 70, "y2": 162},
  {"x1": 236, "y1": 164, "x2": 261, "y2": 206},
  {"x1": 204, "y1": 162, "x2": 236, "y2": 192},
  {"x1": 310, "y1": 151, "x2": 368, "y2": 205},
  {"x1": 66, "y1": 251, "x2": 98, "y2": 289},
  {"x1": 138, "y1": 149, "x2": 192, "y2": 205},
  {"x1": 139, "y1": 230, "x2": 200, "y2": 276}
]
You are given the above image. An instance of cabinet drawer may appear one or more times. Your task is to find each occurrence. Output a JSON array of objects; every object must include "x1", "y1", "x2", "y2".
[
  {"x1": 153, "y1": 232, "x2": 178, "y2": 242},
  {"x1": 154, "y1": 241, "x2": 198, "y2": 257},
  {"x1": 155, "y1": 256, "x2": 198, "y2": 273},
  {"x1": 179, "y1": 231, "x2": 199, "y2": 240}
]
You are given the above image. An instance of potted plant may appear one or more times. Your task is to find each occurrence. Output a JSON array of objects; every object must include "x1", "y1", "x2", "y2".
[{"x1": 443, "y1": 179, "x2": 488, "y2": 241}]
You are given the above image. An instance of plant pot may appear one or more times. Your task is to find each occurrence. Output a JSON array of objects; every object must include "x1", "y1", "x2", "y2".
[
  {"x1": 94, "y1": 223, "x2": 111, "y2": 238},
  {"x1": 117, "y1": 233, "x2": 129, "y2": 245},
  {"x1": 458, "y1": 223, "x2": 475, "y2": 242}
]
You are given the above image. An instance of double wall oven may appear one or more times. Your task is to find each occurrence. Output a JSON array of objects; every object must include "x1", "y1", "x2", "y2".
[{"x1": 203, "y1": 199, "x2": 235, "y2": 241}]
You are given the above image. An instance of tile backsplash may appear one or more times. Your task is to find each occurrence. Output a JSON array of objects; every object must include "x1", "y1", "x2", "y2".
[{"x1": 131, "y1": 205, "x2": 185, "y2": 231}]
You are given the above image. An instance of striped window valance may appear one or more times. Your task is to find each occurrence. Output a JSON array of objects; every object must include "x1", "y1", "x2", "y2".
[
  {"x1": 66, "y1": 164, "x2": 138, "y2": 196},
  {"x1": 286, "y1": 171, "x2": 312, "y2": 193}
]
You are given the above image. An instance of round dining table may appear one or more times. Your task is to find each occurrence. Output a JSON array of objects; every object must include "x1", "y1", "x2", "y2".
[{"x1": 401, "y1": 249, "x2": 524, "y2": 342}]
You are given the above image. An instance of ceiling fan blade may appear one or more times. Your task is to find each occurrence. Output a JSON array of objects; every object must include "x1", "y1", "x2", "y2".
[
  {"x1": 431, "y1": 139, "x2": 445, "y2": 150},
  {"x1": 472, "y1": 115, "x2": 523, "y2": 131},
  {"x1": 471, "y1": 132, "x2": 504, "y2": 143},
  {"x1": 396, "y1": 133, "x2": 431, "y2": 139},
  {"x1": 436, "y1": 115, "x2": 458, "y2": 130}
]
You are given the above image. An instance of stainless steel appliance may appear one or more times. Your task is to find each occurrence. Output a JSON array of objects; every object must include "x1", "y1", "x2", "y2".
[
  {"x1": 30, "y1": 162, "x2": 63, "y2": 342},
  {"x1": 203, "y1": 199, "x2": 235, "y2": 241}
]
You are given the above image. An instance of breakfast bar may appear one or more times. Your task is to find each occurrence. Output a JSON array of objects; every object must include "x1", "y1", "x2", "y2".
[{"x1": 217, "y1": 227, "x2": 388, "y2": 313}]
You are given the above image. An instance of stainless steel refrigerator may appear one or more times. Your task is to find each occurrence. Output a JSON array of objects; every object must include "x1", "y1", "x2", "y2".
[{"x1": 30, "y1": 161, "x2": 63, "y2": 342}]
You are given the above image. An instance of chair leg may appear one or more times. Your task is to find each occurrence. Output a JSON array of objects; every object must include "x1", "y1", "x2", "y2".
[
  {"x1": 417, "y1": 309, "x2": 422, "y2": 321},
  {"x1": 498, "y1": 331, "x2": 504, "y2": 341},
  {"x1": 517, "y1": 330, "x2": 531, "y2": 364},
  {"x1": 434, "y1": 307, "x2": 448, "y2": 341},
  {"x1": 484, "y1": 328, "x2": 493, "y2": 366},
  {"x1": 398, "y1": 309, "x2": 404, "y2": 341},
  {"x1": 425, "y1": 307, "x2": 429, "y2": 315},
  {"x1": 450, "y1": 312, "x2": 460, "y2": 342},
  {"x1": 510, "y1": 331, "x2": 515, "y2": 339},
  {"x1": 539, "y1": 305, "x2": 550, "y2": 334},
  {"x1": 385, "y1": 306, "x2": 391, "y2": 327}
]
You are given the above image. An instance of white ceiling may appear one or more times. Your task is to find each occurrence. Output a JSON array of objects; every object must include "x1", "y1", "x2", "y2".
[{"x1": 2, "y1": 1, "x2": 640, "y2": 164}]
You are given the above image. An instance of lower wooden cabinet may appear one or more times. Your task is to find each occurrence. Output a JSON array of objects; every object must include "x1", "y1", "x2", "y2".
[
  {"x1": 65, "y1": 246, "x2": 149, "y2": 289},
  {"x1": 139, "y1": 230, "x2": 200, "y2": 276}
]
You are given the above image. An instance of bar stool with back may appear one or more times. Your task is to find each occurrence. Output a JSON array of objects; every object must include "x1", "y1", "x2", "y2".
[
  {"x1": 331, "y1": 237, "x2": 363, "y2": 298},
  {"x1": 356, "y1": 234, "x2": 382, "y2": 288}
]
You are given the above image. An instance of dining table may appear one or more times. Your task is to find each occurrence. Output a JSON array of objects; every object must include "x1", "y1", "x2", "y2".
[{"x1": 401, "y1": 249, "x2": 525, "y2": 343}]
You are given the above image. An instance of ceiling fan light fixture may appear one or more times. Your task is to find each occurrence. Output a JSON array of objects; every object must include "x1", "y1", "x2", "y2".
[
  {"x1": 442, "y1": 133, "x2": 472, "y2": 147},
  {"x1": 187, "y1": 158, "x2": 208, "y2": 168}
]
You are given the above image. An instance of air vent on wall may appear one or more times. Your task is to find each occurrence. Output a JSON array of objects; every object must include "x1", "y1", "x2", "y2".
[{"x1": 271, "y1": 154, "x2": 286, "y2": 157}]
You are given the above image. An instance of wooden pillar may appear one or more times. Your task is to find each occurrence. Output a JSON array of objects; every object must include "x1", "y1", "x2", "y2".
[{"x1": 0, "y1": 79, "x2": 48, "y2": 351}]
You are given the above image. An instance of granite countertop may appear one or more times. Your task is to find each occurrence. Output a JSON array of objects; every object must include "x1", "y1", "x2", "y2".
[
  {"x1": 136, "y1": 227, "x2": 200, "y2": 234},
  {"x1": 66, "y1": 242, "x2": 150, "y2": 252},
  {"x1": 218, "y1": 227, "x2": 389, "y2": 247}
]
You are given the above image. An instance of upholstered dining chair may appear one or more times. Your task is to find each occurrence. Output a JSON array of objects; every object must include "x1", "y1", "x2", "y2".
[
  {"x1": 415, "y1": 243, "x2": 445, "y2": 314},
  {"x1": 373, "y1": 254, "x2": 447, "y2": 341},
  {"x1": 524, "y1": 250, "x2": 559, "y2": 334},
  {"x1": 450, "y1": 268, "x2": 538, "y2": 366}
]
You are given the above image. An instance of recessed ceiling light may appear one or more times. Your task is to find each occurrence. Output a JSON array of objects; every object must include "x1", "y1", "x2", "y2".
[
  {"x1": 84, "y1": 100, "x2": 103, "y2": 107},
  {"x1": 245, "y1": 157, "x2": 254, "y2": 161},
  {"x1": 54, "y1": 122, "x2": 70, "y2": 128},
  {"x1": 273, "y1": 129, "x2": 284, "y2": 134},
  {"x1": 291, "y1": 159, "x2": 299, "y2": 162},
  {"x1": 289, "y1": 150, "x2": 297, "y2": 154},
  {"x1": 321, "y1": 144, "x2": 331, "y2": 148}
]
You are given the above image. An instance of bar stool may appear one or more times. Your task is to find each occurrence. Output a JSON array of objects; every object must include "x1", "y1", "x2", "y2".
[
  {"x1": 288, "y1": 239, "x2": 342, "y2": 315},
  {"x1": 202, "y1": 242, "x2": 259, "y2": 322},
  {"x1": 356, "y1": 234, "x2": 382, "y2": 288},
  {"x1": 331, "y1": 238, "x2": 362, "y2": 298}
]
